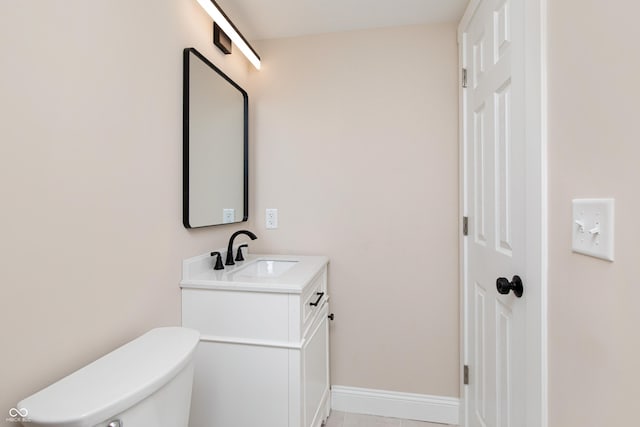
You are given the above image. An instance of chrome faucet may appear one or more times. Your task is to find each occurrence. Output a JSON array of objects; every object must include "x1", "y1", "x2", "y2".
[{"x1": 225, "y1": 230, "x2": 257, "y2": 266}]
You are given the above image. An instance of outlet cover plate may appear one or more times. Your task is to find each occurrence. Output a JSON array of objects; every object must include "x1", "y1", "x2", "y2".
[
  {"x1": 223, "y1": 208, "x2": 235, "y2": 224},
  {"x1": 266, "y1": 208, "x2": 278, "y2": 229},
  {"x1": 572, "y1": 198, "x2": 614, "y2": 261}
]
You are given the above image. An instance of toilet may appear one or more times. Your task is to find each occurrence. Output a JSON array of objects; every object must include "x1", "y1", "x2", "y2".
[{"x1": 17, "y1": 327, "x2": 200, "y2": 427}]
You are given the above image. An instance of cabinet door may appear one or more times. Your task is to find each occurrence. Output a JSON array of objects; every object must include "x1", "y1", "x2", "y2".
[
  {"x1": 190, "y1": 342, "x2": 289, "y2": 427},
  {"x1": 302, "y1": 305, "x2": 330, "y2": 427}
]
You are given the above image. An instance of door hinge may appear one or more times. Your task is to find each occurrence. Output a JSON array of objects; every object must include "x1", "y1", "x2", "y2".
[
  {"x1": 464, "y1": 365, "x2": 469, "y2": 385},
  {"x1": 463, "y1": 216, "x2": 469, "y2": 236},
  {"x1": 462, "y1": 68, "x2": 468, "y2": 88}
]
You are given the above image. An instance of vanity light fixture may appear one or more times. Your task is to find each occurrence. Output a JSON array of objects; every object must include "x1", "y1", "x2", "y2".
[{"x1": 195, "y1": 0, "x2": 261, "y2": 70}]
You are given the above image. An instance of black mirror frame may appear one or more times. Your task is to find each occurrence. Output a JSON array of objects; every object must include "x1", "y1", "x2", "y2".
[{"x1": 182, "y1": 47, "x2": 249, "y2": 228}]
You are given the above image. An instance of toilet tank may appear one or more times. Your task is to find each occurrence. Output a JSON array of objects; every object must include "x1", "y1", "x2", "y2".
[{"x1": 17, "y1": 327, "x2": 200, "y2": 427}]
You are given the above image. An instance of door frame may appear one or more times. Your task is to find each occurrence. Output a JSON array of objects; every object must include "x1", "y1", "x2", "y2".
[{"x1": 457, "y1": 0, "x2": 548, "y2": 426}]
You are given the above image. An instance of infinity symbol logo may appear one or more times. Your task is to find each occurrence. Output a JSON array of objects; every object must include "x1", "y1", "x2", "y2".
[{"x1": 9, "y1": 408, "x2": 28, "y2": 417}]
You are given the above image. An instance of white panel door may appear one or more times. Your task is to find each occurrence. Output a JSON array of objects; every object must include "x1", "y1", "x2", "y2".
[{"x1": 463, "y1": 0, "x2": 526, "y2": 426}]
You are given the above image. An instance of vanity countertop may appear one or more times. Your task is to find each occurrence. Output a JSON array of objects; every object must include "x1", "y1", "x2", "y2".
[{"x1": 180, "y1": 253, "x2": 329, "y2": 294}]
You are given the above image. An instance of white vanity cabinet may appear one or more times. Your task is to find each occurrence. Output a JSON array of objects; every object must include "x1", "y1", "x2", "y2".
[{"x1": 181, "y1": 254, "x2": 330, "y2": 427}]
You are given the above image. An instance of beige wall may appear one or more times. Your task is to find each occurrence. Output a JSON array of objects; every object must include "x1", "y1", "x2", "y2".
[
  {"x1": 0, "y1": 1, "x2": 256, "y2": 424},
  {"x1": 250, "y1": 24, "x2": 460, "y2": 397},
  {"x1": 548, "y1": 0, "x2": 640, "y2": 425},
  {"x1": 0, "y1": 3, "x2": 460, "y2": 420}
]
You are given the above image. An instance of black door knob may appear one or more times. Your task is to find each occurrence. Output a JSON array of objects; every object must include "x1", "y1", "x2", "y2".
[{"x1": 496, "y1": 275, "x2": 524, "y2": 298}]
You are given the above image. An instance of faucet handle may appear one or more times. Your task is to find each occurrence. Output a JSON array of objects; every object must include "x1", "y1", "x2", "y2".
[
  {"x1": 210, "y1": 252, "x2": 224, "y2": 270},
  {"x1": 235, "y1": 244, "x2": 248, "y2": 262}
]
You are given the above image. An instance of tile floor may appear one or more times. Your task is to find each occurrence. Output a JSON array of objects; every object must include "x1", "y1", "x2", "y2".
[{"x1": 324, "y1": 411, "x2": 451, "y2": 427}]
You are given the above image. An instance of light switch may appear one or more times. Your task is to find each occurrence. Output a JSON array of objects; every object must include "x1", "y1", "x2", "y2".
[{"x1": 572, "y1": 198, "x2": 614, "y2": 261}]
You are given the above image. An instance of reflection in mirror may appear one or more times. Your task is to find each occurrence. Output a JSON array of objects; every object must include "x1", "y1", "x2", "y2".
[{"x1": 183, "y1": 47, "x2": 248, "y2": 228}]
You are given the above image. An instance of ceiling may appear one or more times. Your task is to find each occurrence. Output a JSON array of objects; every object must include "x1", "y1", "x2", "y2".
[{"x1": 215, "y1": 0, "x2": 470, "y2": 41}]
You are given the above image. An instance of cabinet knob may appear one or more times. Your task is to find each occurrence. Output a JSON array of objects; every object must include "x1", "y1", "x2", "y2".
[{"x1": 328, "y1": 313, "x2": 335, "y2": 321}]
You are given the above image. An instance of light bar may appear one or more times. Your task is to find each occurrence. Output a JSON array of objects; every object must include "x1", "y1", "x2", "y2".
[{"x1": 195, "y1": 0, "x2": 261, "y2": 70}]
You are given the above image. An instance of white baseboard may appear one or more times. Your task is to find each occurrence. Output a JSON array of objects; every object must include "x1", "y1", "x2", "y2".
[{"x1": 331, "y1": 385, "x2": 459, "y2": 425}]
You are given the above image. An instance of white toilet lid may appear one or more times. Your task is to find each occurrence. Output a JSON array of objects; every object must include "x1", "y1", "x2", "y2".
[{"x1": 18, "y1": 327, "x2": 200, "y2": 427}]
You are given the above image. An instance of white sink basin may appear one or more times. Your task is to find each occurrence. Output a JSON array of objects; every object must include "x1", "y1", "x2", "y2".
[
  {"x1": 181, "y1": 252, "x2": 328, "y2": 293},
  {"x1": 233, "y1": 260, "x2": 298, "y2": 278}
]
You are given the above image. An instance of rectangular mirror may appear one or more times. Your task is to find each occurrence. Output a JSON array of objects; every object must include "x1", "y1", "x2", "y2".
[{"x1": 183, "y1": 47, "x2": 248, "y2": 228}]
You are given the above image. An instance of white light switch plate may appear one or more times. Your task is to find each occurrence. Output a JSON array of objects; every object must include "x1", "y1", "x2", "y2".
[{"x1": 572, "y1": 198, "x2": 614, "y2": 261}]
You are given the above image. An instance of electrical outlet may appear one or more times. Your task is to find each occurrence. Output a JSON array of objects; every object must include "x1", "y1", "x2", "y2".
[
  {"x1": 266, "y1": 208, "x2": 278, "y2": 229},
  {"x1": 223, "y1": 208, "x2": 235, "y2": 224}
]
